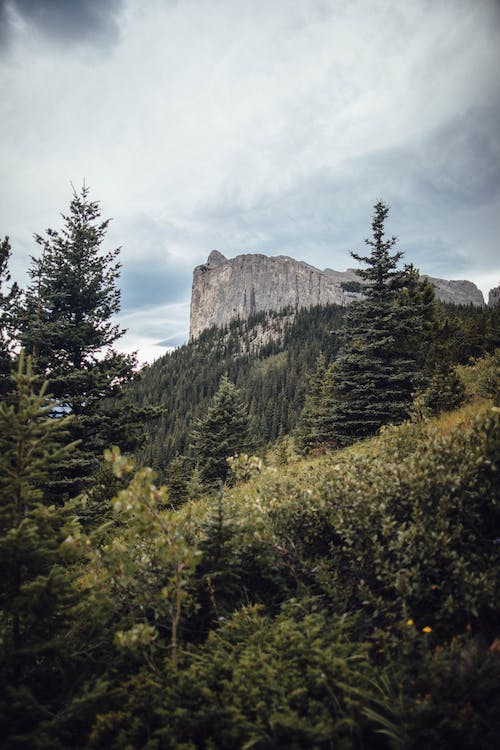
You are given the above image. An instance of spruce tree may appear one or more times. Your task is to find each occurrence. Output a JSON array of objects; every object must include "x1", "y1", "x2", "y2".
[
  {"x1": 421, "y1": 363, "x2": 466, "y2": 414},
  {"x1": 18, "y1": 185, "x2": 140, "y2": 499},
  {"x1": 0, "y1": 354, "x2": 85, "y2": 747},
  {"x1": 0, "y1": 237, "x2": 20, "y2": 393},
  {"x1": 294, "y1": 353, "x2": 336, "y2": 453},
  {"x1": 395, "y1": 263, "x2": 437, "y2": 375},
  {"x1": 192, "y1": 492, "x2": 244, "y2": 631},
  {"x1": 419, "y1": 310, "x2": 467, "y2": 414},
  {"x1": 186, "y1": 465, "x2": 206, "y2": 502},
  {"x1": 191, "y1": 376, "x2": 254, "y2": 488},
  {"x1": 327, "y1": 201, "x2": 422, "y2": 445},
  {"x1": 165, "y1": 455, "x2": 190, "y2": 507}
]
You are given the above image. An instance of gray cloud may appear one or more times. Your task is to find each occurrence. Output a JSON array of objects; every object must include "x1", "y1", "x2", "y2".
[
  {"x1": 0, "y1": 0, "x2": 124, "y2": 51},
  {"x1": 120, "y1": 262, "x2": 192, "y2": 313},
  {"x1": 188, "y1": 98, "x2": 500, "y2": 284},
  {"x1": 0, "y1": 2, "x2": 11, "y2": 47},
  {"x1": 107, "y1": 212, "x2": 194, "y2": 314},
  {"x1": 413, "y1": 106, "x2": 500, "y2": 208},
  {"x1": 1, "y1": 0, "x2": 499, "y2": 361}
]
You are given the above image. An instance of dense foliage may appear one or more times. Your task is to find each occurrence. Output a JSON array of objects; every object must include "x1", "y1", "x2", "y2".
[
  {"x1": 129, "y1": 304, "x2": 346, "y2": 476},
  {"x1": 0, "y1": 355, "x2": 85, "y2": 746},
  {"x1": 129, "y1": 297, "x2": 499, "y2": 477},
  {"x1": 2, "y1": 359, "x2": 498, "y2": 747}
]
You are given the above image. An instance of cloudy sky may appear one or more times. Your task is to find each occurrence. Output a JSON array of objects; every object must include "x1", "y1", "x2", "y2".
[{"x1": 1, "y1": 0, "x2": 499, "y2": 363}]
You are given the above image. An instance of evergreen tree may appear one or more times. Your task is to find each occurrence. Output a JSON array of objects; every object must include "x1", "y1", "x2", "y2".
[
  {"x1": 418, "y1": 307, "x2": 467, "y2": 414},
  {"x1": 0, "y1": 354, "x2": 85, "y2": 747},
  {"x1": 327, "y1": 200, "x2": 422, "y2": 445},
  {"x1": 165, "y1": 455, "x2": 190, "y2": 507},
  {"x1": 18, "y1": 185, "x2": 140, "y2": 499},
  {"x1": 395, "y1": 263, "x2": 437, "y2": 376},
  {"x1": 0, "y1": 237, "x2": 20, "y2": 392},
  {"x1": 294, "y1": 353, "x2": 336, "y2": 453},
  {"x1": 421, "y1": 362, "x2": 466, "y2": 414},
  {"x1": 191, "y1": 376, "x2": 254, "y2": 488},
  {"x1": 191, "y1": 492, "x2": 244, "y2": 633},
  {"x1": 186, "y1": 465, "x2": 206, "y2": 502},
  {"x1": 275, "y1": 437, "x2": 290, "y2": 467}
]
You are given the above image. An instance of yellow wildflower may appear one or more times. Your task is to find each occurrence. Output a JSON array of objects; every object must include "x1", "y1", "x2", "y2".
[
  {"x1": 406, "y1": 619, "x2": 414, "y2": 626},
  {"x1": 422, "y1": 626, "x2": 432, "y2": 633}
]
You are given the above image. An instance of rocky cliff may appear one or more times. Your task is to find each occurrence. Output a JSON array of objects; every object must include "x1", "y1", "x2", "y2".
[
  {"x1": 488, "y1": 284, "x2": 500, "y2": 307},
  {"x1": 189, "y1": 250, "x2": 485, "y2": 339}
]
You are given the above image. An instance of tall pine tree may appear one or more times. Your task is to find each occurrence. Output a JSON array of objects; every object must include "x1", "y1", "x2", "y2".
[
  {"x1": 0, "y1": 237, "x2": 20, "y2": 393},
  {"x1": 327, "y1": 200, "x2": 423, "y2": 445},
  {"x1": 0, "y1": 354, "x2": 86, "y2": 747},
  {"x1": 191, "y1": 376, "x2": 254, "y2": 488},
  {"x1": 294, "y1": 353, "x2": 337, "y2": 454},
  {"x1": 19, "y1": 185, "x2": 141, "y2": 499}
]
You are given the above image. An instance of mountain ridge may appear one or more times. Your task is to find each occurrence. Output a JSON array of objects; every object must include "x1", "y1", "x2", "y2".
[{"x1": 189, "y1": 250, "x2": 486, "y2": 339}]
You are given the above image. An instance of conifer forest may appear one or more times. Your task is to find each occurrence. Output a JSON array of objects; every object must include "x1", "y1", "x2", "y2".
[{"x1": 1, "y1": 188, "x2": 499, "y2": 749}]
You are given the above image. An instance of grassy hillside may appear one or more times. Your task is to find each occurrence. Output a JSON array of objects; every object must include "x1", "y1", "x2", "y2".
[
  {"x1": 1, "y1": 347, "x2": 498, "y2": 748},
  {"x1": 83, "y1": 394, "x2": 499, "y2": 749}
]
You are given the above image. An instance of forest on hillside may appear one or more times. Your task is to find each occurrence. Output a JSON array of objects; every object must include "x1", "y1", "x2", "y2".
[
  {"x1": 130, "y1": 297, "x2": 499, "y2": 486},
  {"x1": 0, "y1": 191, "x2": 499, "y2": 748}
]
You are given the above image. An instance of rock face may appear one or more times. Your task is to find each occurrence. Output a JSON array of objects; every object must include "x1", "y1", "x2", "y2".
[
  {"x1": 189, "y1": 251, "x2": 485, "y2": 339},
  {"x1": 488, "y1": 284, "x2": 500, "y2": 307},
  {"x1": 422, "y1": 276, "x2": 485, "y2": 307}
]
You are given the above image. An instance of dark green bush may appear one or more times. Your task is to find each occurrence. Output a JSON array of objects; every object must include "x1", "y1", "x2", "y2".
[{"x1": 153, "y1": 602, "x2": 375, "y2": 750}]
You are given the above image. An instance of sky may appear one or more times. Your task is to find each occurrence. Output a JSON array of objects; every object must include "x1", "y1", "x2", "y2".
[{"x1": 1, "y1": 0, "x2": 499, "y2": 364}]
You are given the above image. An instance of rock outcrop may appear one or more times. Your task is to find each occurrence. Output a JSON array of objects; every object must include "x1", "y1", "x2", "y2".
[
  {"x1": 421, "y1": 276, "x2": 485, "y2": 307},
  {"x1": 488, "y1": 284, "x2": 500, "y2": 307},
  {"x1": 189, "y1": 251, "x2": 485, "y2": 339}
]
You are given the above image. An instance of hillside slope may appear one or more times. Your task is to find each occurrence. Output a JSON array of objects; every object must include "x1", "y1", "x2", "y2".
[
  {"x1": 129, "y1": 300, "x2": 498, "y2": 477},
  {"x1": 89, "y1": 397, "x2": 500, "y2": 749}
]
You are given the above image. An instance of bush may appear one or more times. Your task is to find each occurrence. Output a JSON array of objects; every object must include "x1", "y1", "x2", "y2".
[
  {"x1": 244, "y1": 408, "x2": 500, "y2": 638},
  {"x1": 17, "y1": 404, "x2": 498, "y2": 748},
  {"x1": 458, "y1": 349, "x2": 500, "y2": 405},
  {"x1": 153, "y1": 602, "x2": 375, "y2": 750}
]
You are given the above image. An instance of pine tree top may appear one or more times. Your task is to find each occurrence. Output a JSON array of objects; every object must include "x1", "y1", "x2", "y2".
[{"x1": 351, "y1": 200, "x2": 406, "y2": 302}]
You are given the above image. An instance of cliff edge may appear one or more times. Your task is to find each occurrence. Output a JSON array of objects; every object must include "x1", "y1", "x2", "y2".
[{"x1": 189, "y1": 251, "x2": 485, "y2": 340}]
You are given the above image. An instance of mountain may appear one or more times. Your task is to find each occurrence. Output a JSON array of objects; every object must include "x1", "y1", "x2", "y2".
[
  {"x1": 190, "y1": 250, "x2": 485, "y2": 339},
  {"x1": 489, "y1": 284, "x2": 500, "y2": 307}
]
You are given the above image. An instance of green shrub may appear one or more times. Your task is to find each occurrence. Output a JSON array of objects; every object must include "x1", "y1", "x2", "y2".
[
  {"x1": 457, "y1": 349, "x2": 500, "y2": 405},
  {"x1": 364, "y1": 627, "x2": 500, "y2": 750},
  {"x1": 243, "y1": 408, "x2": 499, "y2": 638},
  {"x1": 153, "y1": 602, "x2": 375, "y2": 750},
  {"x1": 50, "y1": 405, "x2": 500, "y2": 748}
]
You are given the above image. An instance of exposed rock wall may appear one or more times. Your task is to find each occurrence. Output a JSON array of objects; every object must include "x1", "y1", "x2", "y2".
[
  {"x1": 422, "y1": 276, "x2": 485, "y2": 307},
  {"x1": 189, "y1": 250, "x2": 485, "y2": 339},
  {"x1": 488, "y1": 284, "x2": 500, "y2": 307}
]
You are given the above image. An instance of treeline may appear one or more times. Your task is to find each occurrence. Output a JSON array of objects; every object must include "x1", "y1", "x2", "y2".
[
  {"x1": 128, "y1": 303, "x2": 346, "y2": 473},
  {"x1": 129, "y1": 292, "x2": 499, "y2": 478}
]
